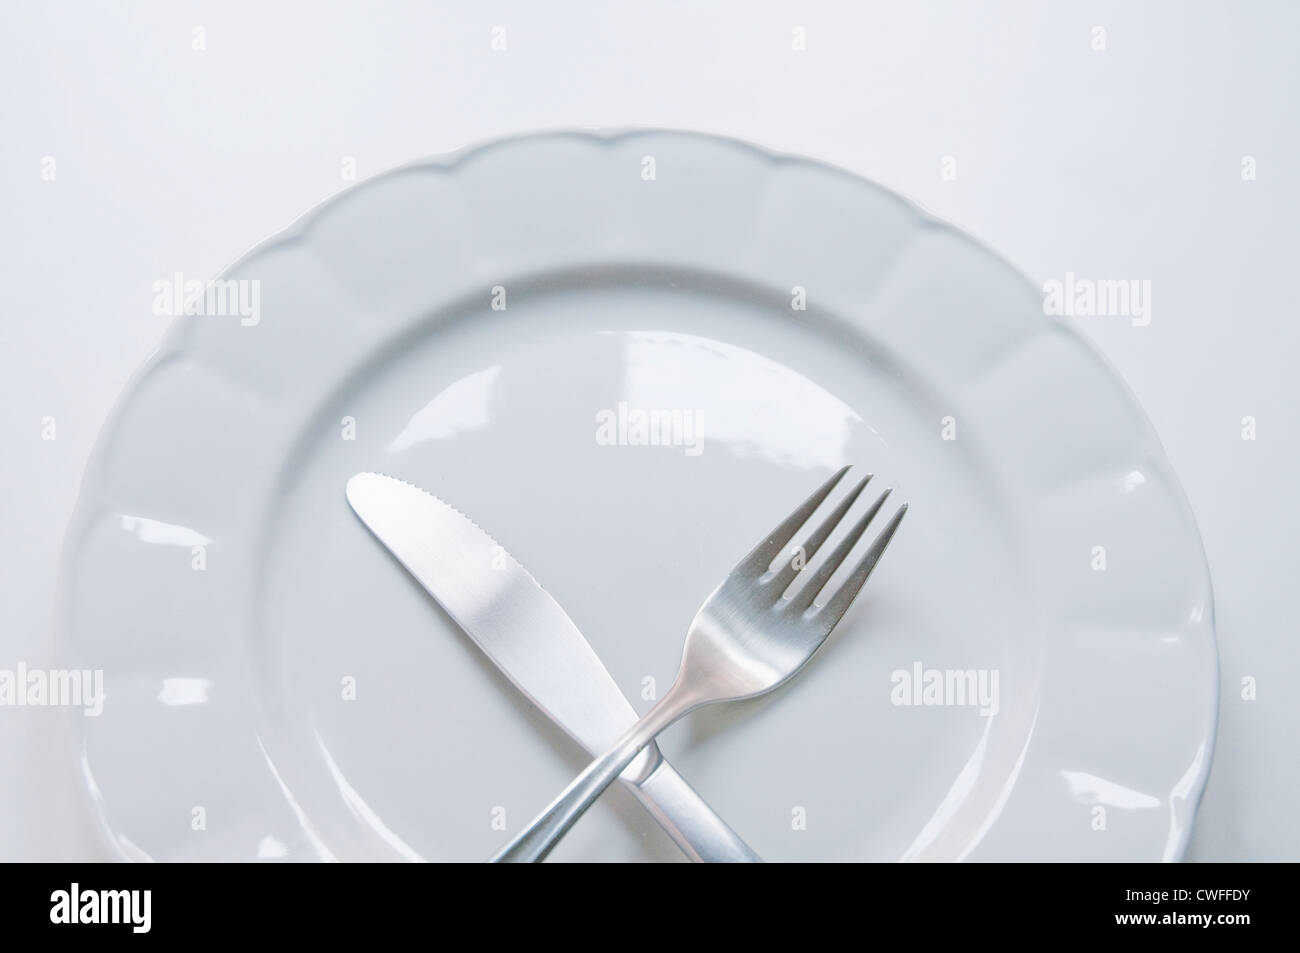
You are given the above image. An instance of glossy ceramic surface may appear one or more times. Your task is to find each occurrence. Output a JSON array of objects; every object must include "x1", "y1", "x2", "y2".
[{"x1": 58, "y1": 130, "x2": 1216, "y2": 861}]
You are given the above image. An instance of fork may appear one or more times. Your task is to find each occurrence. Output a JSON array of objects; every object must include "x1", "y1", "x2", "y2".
[{"x1": 491, "y1": 465, "x2": 906, "y2": 862}]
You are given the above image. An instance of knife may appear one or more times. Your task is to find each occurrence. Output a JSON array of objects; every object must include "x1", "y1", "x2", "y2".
[{"x1": 345, "y1": 472, "x2": 760, "y2": 862}]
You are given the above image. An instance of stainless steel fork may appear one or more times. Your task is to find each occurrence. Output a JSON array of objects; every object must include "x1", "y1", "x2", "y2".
[{"x1": 492, "y1": 465, "x2": 907, "y2": 862}]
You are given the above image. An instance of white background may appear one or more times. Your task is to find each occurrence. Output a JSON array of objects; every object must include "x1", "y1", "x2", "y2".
[{"x1": 1, "y1": 1, "x2": 1296, "y2": 861}]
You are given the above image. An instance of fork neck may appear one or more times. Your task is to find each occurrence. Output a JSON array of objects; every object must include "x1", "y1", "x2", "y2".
[{"x1": 631, "y1": 684, "x2": 701, "y2": 745}]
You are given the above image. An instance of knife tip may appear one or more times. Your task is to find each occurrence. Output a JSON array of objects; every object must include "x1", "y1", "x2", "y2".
[{"x1": 345, "y1": 471, "x2": 386, "y2": 507}]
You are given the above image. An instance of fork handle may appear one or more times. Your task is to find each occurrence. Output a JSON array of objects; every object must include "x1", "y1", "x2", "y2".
[{"x1": 492, "y1": 693, "x2": 692, "y2": 863}]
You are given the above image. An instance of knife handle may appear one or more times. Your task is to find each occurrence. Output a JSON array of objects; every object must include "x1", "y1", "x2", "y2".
[{"x1": 628, "y1": 754, "x2": 763, "y2": 863}]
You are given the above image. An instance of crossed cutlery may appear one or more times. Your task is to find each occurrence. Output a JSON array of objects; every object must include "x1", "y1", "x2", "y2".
[{"x1": 348, "y1": 466, "x2": 905, "y2": 863}]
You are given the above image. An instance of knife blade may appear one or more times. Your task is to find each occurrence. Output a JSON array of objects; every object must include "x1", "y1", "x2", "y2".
[{"x1": 345, "y1": 471, "x2": 759, "y2": 862}]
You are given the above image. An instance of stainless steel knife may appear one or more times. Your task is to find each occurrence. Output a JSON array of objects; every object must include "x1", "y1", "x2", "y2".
[{"x1": 345, "y1": 471, "x2": 760, "y2": 862}]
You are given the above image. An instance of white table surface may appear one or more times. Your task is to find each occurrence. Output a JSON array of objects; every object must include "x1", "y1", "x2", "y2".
[{"x1": 2, "y1": 0, "x2": 1295, "y2": 862}]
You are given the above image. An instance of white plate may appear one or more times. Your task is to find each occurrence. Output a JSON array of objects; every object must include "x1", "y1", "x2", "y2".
[{"x1": 59, "y1": 130, "x2": 1216, "y2": 862}]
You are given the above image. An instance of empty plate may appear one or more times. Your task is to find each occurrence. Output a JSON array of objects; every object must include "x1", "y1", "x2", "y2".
[{"x1": 59, "y1": 130, "x2": 1216, "y2": 861}]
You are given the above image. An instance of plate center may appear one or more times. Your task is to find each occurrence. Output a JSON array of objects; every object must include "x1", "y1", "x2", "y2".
[{"x1": 253, "y1": 271, "x2": 1038, "y2": 861}]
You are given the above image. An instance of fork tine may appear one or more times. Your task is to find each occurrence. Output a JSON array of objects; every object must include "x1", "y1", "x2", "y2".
[
  {"x1": 737, "y1": 465, "x2": 851, "y2": 575},
  {"x1": 813, "y1": 503, "x2": 907, "y2": 624},
  {"x1": 767, "y1": 475, "x2": 871, "y2": 593},
  {"x1": 789, "y1": 489, "x2": 893, "y2": 610}
]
